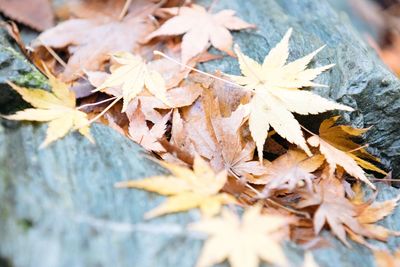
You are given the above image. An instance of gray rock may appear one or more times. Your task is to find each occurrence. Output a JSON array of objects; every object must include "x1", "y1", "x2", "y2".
[
  {"x1": 1, "y1": 122, "x2": 399, "y2": 267},
  {"x1": 0, "y1": 28, "x2": 47, "y2": 114},
  {"x1": 198, "y1": 0, "x2": 400, "y2": 176}
]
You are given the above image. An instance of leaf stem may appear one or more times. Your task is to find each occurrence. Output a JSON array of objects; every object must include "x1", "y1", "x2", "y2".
[
  {"x1": 118, "y1": 0, "x2": 133, "y2": 21},
  {"x1": 77, "y1": 96, "x2": 118, "y2": 110},
  {"x1": 228, "y1": 169, "x2": 310, "y2": 218},
  {"x1": 153, "y1": 51, "x2": 245, "y2": 89},
  {"x1": 86, "y1": 96, "x2": 122, "y2": 125}
]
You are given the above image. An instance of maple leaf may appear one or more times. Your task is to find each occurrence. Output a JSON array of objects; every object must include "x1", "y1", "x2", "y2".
[
  {"x1": 189, "y1": 205, "x2": 293, "y2": 267},
  {"x1": 298, "y1": 178, "x2": 372, "y2": 246},
  {"x1": 228, "y1": 28, "x2": 353, "y2": 162},
  {"x1": 248, "y1": 150, "x2": 324, "y2": 194},
  {"x1": 374, "y1": 249, "x2": 400, "y2": 267},
  {"x1": 307, "y1": 134, "x2": 375, "y2": 189},
  {"x1": 35, "y1": 0, "x2": 157, "y2": 81},
  {"x1": 95, "y1": 52, "x2": 170, "y2": 112},
  {"x1": 172, "y1": 91, "x2": 266, "y2": 180},
  {"x1": 3, "y1": 66, "x2": 93, "y2": 147},
  {"x1": 128, "y1": 101, "x2": 171, "y2": 152},
  {"x1": 115, "y1": 154, "x2": 235, "y2": 218},
  {"x1": 317, "y1": 116, "x2": 387, "y2": 175},
  {"x1": 145, "y1": 4, "x2": 255, "y2": 64},
  {"x1": 0, "y1": 0, "x2": 54, "y2": 31},
  {"x1": 348, "y1": 183, "x2": 400, "y2": 244}
]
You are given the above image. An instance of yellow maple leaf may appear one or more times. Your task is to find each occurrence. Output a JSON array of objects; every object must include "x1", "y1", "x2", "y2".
[
  {"x1": 3, "y1": 66, "x2": 93, "y2": 148},
  {"x1": 228, "y1": 28, "x2": 353, "y2": 162},
  {"x1": 189, "y1": 205, "x2": 293, "y2": 267},
  {"x1": 95, "y1": 52, "x2": 170, "y2": 112},
  {"x1": 318, "y1": 116, "x2": 387, "y2": 175},
  {"x1": 115, "y1": 154, "x2": 235, "y2": 219}
]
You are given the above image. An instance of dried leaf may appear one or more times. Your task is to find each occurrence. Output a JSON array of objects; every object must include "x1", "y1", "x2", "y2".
[
  {"x1": 318, "y1": 116, "x2": 387, "y2": 175},
  {"x1": 249, "y1": 150, "x2": 324, "y2": 194},
  {"x1": 374, "y1": 249, "x2": 400, "y2": 267},
  {"x1": 0, "y1": 0, "x2": 54, "y2": 31},
  {"x1": 115, "y1": 155, "x2": 235, "y2": 218},
  {"x1": 307, "y1": 135, "x2": 375, "y2": 189},
  {"x1": 146, "y1": 4, "x2": 255, "y2": 64},
  {"x1": 190, "y1": 205, "x2": 293, "y2": 267},
  {"x1": 95, "y1": 52, "x2": 170, "y2": 112},
  {"x1": 35, "y1": 0, "x2": 156, "y2": 81},
  {"x1": 3, "y1": 66, "x2": 93, "y2": 147},
  {"x1": 128, "y1": 101, "x2": 170, "y2": 152}
]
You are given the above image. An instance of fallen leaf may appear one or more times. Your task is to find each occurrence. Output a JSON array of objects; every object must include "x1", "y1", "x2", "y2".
[
  {"x1": 318, "y1": 116, "x2": 387, "y2": 175},
  {"x1": 146, "y1": 4, "x2": 255, "y2": 64},
  {"x1": 95, "y1": 52, "x2": 170, "y2": 112},
  {"x1": 115, "y1": 154, "x2": 235, "y2": 218},
  {"x1": 0, "y1": 0, "x2": 54, "y2": 31},
  {"x1": 297, "y1": 178, "x2": 370, "y2": 246},
  {"x1": 3, "y1": 65, "x2": 93, "y2": 147},
  {"x1": 228, "y1": 28, "x2": 353, "y2": 162},
  {"x1": 35, "y1": 0, "x2": 156, "y2": 81},
  {"x1": 307, "y1": 134, "x2": 375, "y2": 189},
  {"x1": 249, "y1": 150, "x2": 324, "y2": 194},
  {"x1": 189, "y1": 205, "x2": 293, "y2": 267},
  {"x1": 128, "y1": 101, "x2": 171, "y2": 152}
]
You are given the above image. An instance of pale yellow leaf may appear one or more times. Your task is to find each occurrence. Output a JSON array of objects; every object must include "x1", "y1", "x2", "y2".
[
  {"x1": 4, "y1": 79, "x2": 92, "y2": 147},
  {"x1": 115, "y1": 155, "x2": 234, "y2": 218},
  {"x1": 228, "y1": 29, "x2": 352, "y2": 163},
  {"x1": 190, "y1": 206, "x2": 292, "y2": 267}
]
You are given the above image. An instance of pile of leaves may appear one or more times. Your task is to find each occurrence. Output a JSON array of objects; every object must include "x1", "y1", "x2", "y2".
[{"x1": 1, "y1": 0, "x2": 399, "y2": 266}]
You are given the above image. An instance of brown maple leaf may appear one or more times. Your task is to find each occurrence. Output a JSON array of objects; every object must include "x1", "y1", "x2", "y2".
[
  {"x1": 145, "y1": 4, "x2": 255, "y2": 64},
  {"x1": 297, "y1": 178, "x2": 371, "y2": 246},
  {"x1": 248, "y1": 150, "x2": 324, "y2": 195},
  {"x1": 172, "y1": 91, "x2": 266, "y2": 180},
  {"x1": 0, "y1": 0, "x2": 54, "y2": 31},
  {"x1": 34, "y1": 0, "x2": 157, "y2": 81},
  {"x1": 128, "y1": 101, "x2": 171, "y2": 152}
]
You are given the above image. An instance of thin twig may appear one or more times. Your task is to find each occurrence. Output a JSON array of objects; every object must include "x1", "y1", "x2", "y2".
[
  {"x1": 38, "y1": 38, "x2": 67, "y2": 68},
  {"x1": 118, "y1": 0, "x2": 133, "y2": 21},
  {"x1": 77, "y1": 96, "x2": 118, "y2": 110}
]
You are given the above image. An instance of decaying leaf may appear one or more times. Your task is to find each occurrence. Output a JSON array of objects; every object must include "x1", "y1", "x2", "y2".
[
  {"x1": 146, "y1": 4, "x2": 255, "y2": 64},
  {"x1": 190, "y1": 205, "x2": 293, "y2": 267},
  {"x1": 349, "y1": 183, "x2": 400, "y2": 244},
  {"x1": 35, "y1": 0, "x2": 157, "y2": 81},
  {"x1": 249, "y1": 150, "x2": 324, "y2": 194},
  {"x1": 0, "y1": 0, "x2": 54, "y2": 31},
  {"x1": 3, "y1": 66, "x2": 93, "y2": 147},
  {"x1": 128, "y1": 101, "x2": 171, "y2": 152},
  {"x1": 298, "y1": 178, "x2": 370, "y2": 246},
  {"x1": 229, "y1": 28, "x2": 353, "y2": 162},
  {"x1": 115, "y1": 154, "x2": 235, "y2": 218}
]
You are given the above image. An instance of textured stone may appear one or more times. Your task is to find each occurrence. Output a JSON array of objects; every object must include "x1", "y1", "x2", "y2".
[
  {"x1": 0, "y1": 122, "x2": 399, "y2": 267},
  {"x1": 0, "y1": 28, "x2": 47, "y2": 114}
]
